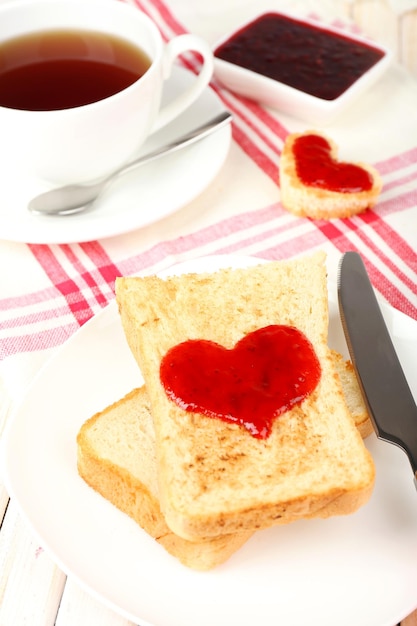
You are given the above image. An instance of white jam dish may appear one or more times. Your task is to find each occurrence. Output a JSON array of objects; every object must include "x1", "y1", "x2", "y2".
[{"x1": 213, "y1": 11, "x2": 392, "y2": 124}]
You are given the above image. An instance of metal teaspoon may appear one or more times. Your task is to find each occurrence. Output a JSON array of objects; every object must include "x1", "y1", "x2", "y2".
[{"x1": 28, "y1": 111, "x2": 233, "y2": 216}]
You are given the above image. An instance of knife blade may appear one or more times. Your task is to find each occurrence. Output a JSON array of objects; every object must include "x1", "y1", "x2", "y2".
[{"x1": 337, "y1": 251, "x2": 417, "y2": 488}]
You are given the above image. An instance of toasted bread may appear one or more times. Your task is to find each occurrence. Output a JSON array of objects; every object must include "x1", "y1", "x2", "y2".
[
  {"x1": 331, "y1": 349, "x2": 373, "y2": 439},
  {"x1": 77, "y1": 387, "x2": 253, "y2": 570},
  {"x1": 76, "y1": 348, "x2": 370, "y2": 568},
  {"x1": 279, "y1": 130, "x2": 382, "y2": 219},
  {"x1": 116, "y1": 253, "x2": 375, "y2": 541}
]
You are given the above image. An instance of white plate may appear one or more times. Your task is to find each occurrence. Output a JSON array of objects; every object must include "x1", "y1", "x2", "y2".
[
  {"x1": 2, "y1": 254, "x2": 417, "y2": 626},
  {"x1": 0, "y1": 67, "x2": 231, "y2": 244}
]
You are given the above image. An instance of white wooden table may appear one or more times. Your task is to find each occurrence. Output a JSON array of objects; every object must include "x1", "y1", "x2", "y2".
[{"x1": 338, "y1": 0, "x2": 417, "y2": 78}]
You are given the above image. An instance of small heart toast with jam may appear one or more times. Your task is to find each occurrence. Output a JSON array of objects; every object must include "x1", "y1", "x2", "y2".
[
  {"x1": 279, "y1": 130, "x2": 382, "y2": 219},
  {"x1": 116, "y1": 252, "x2": 375, "y2": 541}
]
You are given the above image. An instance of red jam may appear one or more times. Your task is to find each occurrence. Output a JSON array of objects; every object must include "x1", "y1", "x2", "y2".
[
  {"x1": 159, "y1": 325, "x2": 321, "y2": 439},
  {"x1": 293, "y1": 134, "x2": 373, "y2": 192},
  {"x1": 214, "y1": 13, "x2": 385, "y2": 101}
]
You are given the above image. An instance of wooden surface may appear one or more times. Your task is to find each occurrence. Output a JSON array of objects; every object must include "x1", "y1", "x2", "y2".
[{"x1": 338, "y1": 0, "x2": 417, "y2": 79}]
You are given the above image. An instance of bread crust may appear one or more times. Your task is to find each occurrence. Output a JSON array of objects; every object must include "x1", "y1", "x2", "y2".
[
  {"x1": 280, "y1": 131, "x2": 382, "y2": 219},
  {"x1": 331, "y1": 349, "x2": 373, "y2": 439},
  {"x1": 77, "y1": 388, "x2": 253, "y2": 570},
  {"x1": 116, "y1": 253, "x2": 375, "y2": 541}
]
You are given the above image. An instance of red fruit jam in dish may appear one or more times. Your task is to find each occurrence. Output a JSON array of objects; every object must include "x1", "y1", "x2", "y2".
[
  {"x1": 160, "y1": 325, "x2": 321, "y2": 439},
  {"x1": 214, "y1": 12, "x2": 385, "y2": 101},
  {"x1": 293, "y1": 134, "x2": 374, "y2": 192}
]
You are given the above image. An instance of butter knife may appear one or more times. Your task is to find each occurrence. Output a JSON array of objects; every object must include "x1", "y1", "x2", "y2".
[{"x1": 338, "y1": 251, "x2": 417, "y2": 489}]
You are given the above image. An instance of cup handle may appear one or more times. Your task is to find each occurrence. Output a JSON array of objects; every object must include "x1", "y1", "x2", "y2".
[{"x1": 151, "y1": 34, "x2": 214, "y2": 133}]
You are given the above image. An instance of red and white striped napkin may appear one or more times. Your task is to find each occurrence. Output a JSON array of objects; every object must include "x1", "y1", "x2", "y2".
[{"x1": 0, "y1": 0, "x2": 416, "y2": 401}]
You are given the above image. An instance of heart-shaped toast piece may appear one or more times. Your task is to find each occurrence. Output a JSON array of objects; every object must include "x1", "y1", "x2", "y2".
[
  {"x1": 280, "y1": 130, "x2": 382, "y2": 219},
  {"x1": 292, "y1": 134, "x2": 373, "y2": 192},
  {"x1": 160, "y1": 324, "x2": 321, "y2": 438}
]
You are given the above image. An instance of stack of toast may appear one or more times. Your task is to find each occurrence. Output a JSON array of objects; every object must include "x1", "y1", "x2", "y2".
[{"x1": 77, "y1": 252, "x2": 375, "y2": 570}]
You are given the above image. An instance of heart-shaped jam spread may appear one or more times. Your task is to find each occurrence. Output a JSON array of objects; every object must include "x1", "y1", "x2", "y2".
[
  {"x1": 160, "y1": 325, "x2": 321, "y2": 438},
  {"x1": 293, "y1": 134, "x2": 373, "y2": 193}
]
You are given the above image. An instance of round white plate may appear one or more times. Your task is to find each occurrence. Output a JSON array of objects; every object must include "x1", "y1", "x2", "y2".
[
  {"x1": 2, "y1": 255, "x2": 417, "y2": 626},
  {"x1": 0, "y1": 67, "x2": 231, "y2": 244}
]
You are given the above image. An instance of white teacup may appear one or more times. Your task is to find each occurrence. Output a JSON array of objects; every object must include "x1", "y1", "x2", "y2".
[{"x1": 0, "y1": 0, "x2": 214, "y2": 183}]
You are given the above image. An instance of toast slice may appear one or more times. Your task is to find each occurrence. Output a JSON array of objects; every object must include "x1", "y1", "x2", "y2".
[
  {"x1": 116, "y1": 253, "x2": 375, "y2": 541},
  {"x1": 76, "y1": 353, "x2": 370, "y2": 569},
  {"x1": 280, "y1": 130, "x2": 382, "y2": 219},
  {"x1": 77, "y1": 387, "x2": 253, "y2": 570},
  {"x1": 331, "y1": 349, "x2": 373, "y2": 439}
]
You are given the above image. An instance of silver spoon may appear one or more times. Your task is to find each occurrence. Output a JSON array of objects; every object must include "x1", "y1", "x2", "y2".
[{"x1": 28, "y1": 111, "x2": 233, "y2": 216}]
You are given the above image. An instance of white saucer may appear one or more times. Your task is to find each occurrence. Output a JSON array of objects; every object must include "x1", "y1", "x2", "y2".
[{"x1": 0, "y1": 67, "x2": 231, "y2": 244}]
